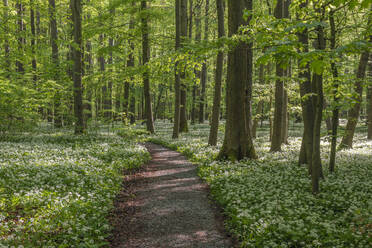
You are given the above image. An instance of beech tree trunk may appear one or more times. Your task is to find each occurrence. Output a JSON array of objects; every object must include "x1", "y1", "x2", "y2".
[
  {"x1": 141, "y1": 0, "x2": 155, "y2": 133},
  {"x1": 218, "y1": 0, "x2": 257, "y2": 161},
  {"x1": 16, "y1": 1, "x2": 25, "y2": 74},
  {"x1": 70, "y1": 0, "x2": 84, "y2": 134},
  {"x1": 270, "y1": 0, "x2": 285, "y2": 152},
  {"x1": 199, "y1": 0, "x2": 209, "y2": 124},
  {"x1": 208, "y1": 0, "x2": 225, "y2": 146},
  {"x1": 49, "y1": 0, "x2": 62, "y2": 128},
  {"x1": 99, "y1": 34, "x2": 106, "y2": 119},
  {"x1": 367, "y1": 55, "x2": 372, "y2": 140},
  {"x1": 3, "y1": 0, "x2": 10, "y2": 77},
  {"x1": 30, "y1": 0, "x2": 37, "y2": 83},
  {"x1": 329, "y1": 10, "x2": 339, "y2": 173},
  {"x1": 179, "y1": 0, "x2": 188, "y2": 132},
  {"x1": 172, "y1": 0, "x2": 181, "y2": 138}
]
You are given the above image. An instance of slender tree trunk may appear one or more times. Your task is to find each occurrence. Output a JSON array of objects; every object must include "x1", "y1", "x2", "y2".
[
  {"x1": 329, "y1": 11, "x2": 339, "y2": 173},
  {"x1": 270, "y1": 0, "x2": 285, "y2": 152},
  {"x1": 191, "y1": 4, "x2": 201, "y2": 125},
  {"x1": 252, "y1": 63, "x2": 265, "y2": 138},
  {"x1": 106, "y1": 35, "x2": 114, "y2": 120},
  {"x1": 30, "y1": 0, "x2": 37, "y2": 83},
  {"x1": 281, "y1": 89, "x2": 289, "y2": 144},
  {"x1": 129, "y1": 86, "x2": 136, "y2": 124},
  {"x1": 98, "y1": 34, "x2": 106, "y2": 119},
  {"x1": 84, "y1": 3, "x2": 93, "y2": 122},
  {"x1": 218, "y1": 0, "x2": 257, "y2": 161},
  {"x1": 49, "y1": 0, "x2": 62, "y2": 128},
  {"x1": 3, "y1": 0, "x2": 10, "y2": 78},
  {"x1": 173, "y1": 0, "x2": 181, "y2": 138},
  {"x1": 367, "y1": 55, "x2": 372, "y2": 140},
  {"x1": 311, "y1": 22, "x2": 326, "y2": 195},
  {"x1": 208, "y1": 0, "x2": 225, "y2": 146},
  {"x1": 70, "y1": 0, "x2": 84, "y2": 134},
  {"x1": 141, "y1": 0, "x2": 155, "y2": 133},
  {"x1": 199, "y1": 0, "x2": 209, "y2": 124},
  {"x1": 340, "y1": 47, "x2": 371, "y2": 148},
  {"x1": 16, "y1": 1, "x2": 25, "y2": 74},
  {"x1": 179, "y1": 0, "x2": 188, "y2": 132}
]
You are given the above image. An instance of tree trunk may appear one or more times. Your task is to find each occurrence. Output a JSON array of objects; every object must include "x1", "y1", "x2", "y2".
[
  {"x1": 99, "y1": 34, "x2": 106, "y2": 119},
  {"x1": 2, "y1": 0, "x2": 10, "y2": 77},
  {"x1": 367, "y1": 55, "x2": 372, "y2": 140},
  {"x1": 218, "y1": 0, "x2": 257, "y2": 161},
  {"x1": 329, "y1": 10, "x2": 339, "y2": 173},
  {"x1": 141, "y1": 0, "x2": 155, "y2": 133},
  {"x1": 172, "y1": 0, "x2": 181, "y2": 138},
  {"x1": 340, "y1": 46, "x2": 370, "y2": 148},
  {"x1": 281, "y1": 89, "x2": 289, "y2": 144},
  {"x1": 49, "y1": 0, "x2": 62, "y2": 128},
  {"x1": 208, "y1": 0, "x2": 225, "y2": 146},
  {"x1": 30, "y1": 0, "x2": 37, "y2": 83},
  {"x1": 199, "y1": 0, "x2": 209, "y2": 124},
  {"x1": 125, "y1": 8, "x2": 135, "y2": 122},
  {"x1": 70, "y1": 0, "x2": 84, "y2": 134},
  {"x1": 179, "y1": 0, "x2": 188, "y2": 132},
  {"x1": 270, "y1": 0, "x2": 285, "y2": 152},
  {"x1": 16, "y1": 1, "x2": 25, "y2": 74},
  {"x1": 252, "y1": 63, "x2": 265, "y2": 138}
]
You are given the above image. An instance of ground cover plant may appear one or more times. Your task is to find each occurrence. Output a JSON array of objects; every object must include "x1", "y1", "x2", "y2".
[
  {"x1": 0, "y1": 125, "x2": 150, "y2": 247},
  {"x1": 148, "y1": 121, "x2": 372, "y2": 248}
]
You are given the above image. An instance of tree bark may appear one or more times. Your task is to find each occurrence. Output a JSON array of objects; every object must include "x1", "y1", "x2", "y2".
[
  {"x1": 199, "y1": 0, "x2": 209, "y2": 124},
  {"x1": 172, "y1": 0, "x2": 181, "y2": 138},
  {"x1": 208, "y1": 0, "x2": 225, "y2": 146},
  {"x1": 2, "y1": 0, "x2": 10, "y2": 78},
  {"x1": 16, "y1": 1, "x2": 25, "y2": 74},
  {"x1": 218, "y1": 0, "x2": 257, "y2": 161},
  {"x1": 270, "y1": 0, "x2": 285, "y2": 152},
  {"x1": 70, "y1": 0, "x2": 84, "y2": 134},
  {"x1": 329, "y1": 10, "x2": 339, "y2": 173},
  {"x1": 141, "y1": 0, "x2": 155, "y2": 133},
  {"x1": 49, "y1": 0, "x2": 62, "y2": 128},
  {"x1": 30, "y1": 0, "x2": 37, "y2": 83},
  {"x1": 367, "y1": 54, "x2": 372, "y2": 140},
  {"x1": 179, "y1": 0, "x2": 189, "y2": 132}
]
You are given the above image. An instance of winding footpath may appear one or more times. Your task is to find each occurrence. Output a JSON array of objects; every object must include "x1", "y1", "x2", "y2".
[{"x1": 109, "y1": 143, "x2": 235, "y2": 248}]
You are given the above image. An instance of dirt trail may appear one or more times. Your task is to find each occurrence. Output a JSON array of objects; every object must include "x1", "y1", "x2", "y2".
[{"x1": 109, "y1": 142, "x2": 235, "y2": 248}]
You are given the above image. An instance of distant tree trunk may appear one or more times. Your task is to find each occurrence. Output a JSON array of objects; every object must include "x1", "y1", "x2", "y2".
[
  {"x1": 173, "y1": 0, "x2": 181, "y2": 138},
  {"x1": 124, "y1": 7, "x2": 135, "y2": 122},
  {"x1": 98, "y1": 34, "x2": 106, "y2": 119},
  {"x1": 311, "y1": 22, "x2": 326, "y2": 195},
  {"x1": 70, "y1": 0, "x2": 84, "y2": 134},
  {"x1": 49, "y1": 0, "x2": 62, "y2": 128},
  {"x1": 218, "y1": 0, "x2": 257, "y2": 160},
  {"x1": 30, "y1": 0, "x2": 37, "y2": 83},
  {"x1": 141, "y1": 0, "x2": 155, "y2": 133},
  {"x1": 129, "y1": 86, "x2": 136, "y2": 124},
  {"x1": 106, "y1": 35, "x2": 114, "y2": 120},
  {"x1": 179, "y1": 0, "x2": 188, "y2": 132},
  {"x1": 199, "y1": 0, "x2": 209, "y2": 124},
  {"x1": 191, "y1": 4, "x2": 201, "y2": 125},
  {"x1": 270, "y1": 0, "x2": 285, "y2": 152},
  {"x1": 367, "y1": 55, "x2": 372, "y2": 140},
  {"x1": 3, "y1": 0, "x2": 10, "y2": 77},
  {"x1": 16, "y1": 1, "x2": 25, "y2": 74},
  {"x1": 329, "y1": 10, "x2": 340, "y2": 173},
  {"x1": 340, "y1": 45, "x2": 371, "y2": 148},
  {"x1": 208, "y1": 0, "x2": 225, "y2": 146},
  {"x1": 84, "y1": 1, "x2": 93, "y2": 122},
  {"x1": 252, "y1": 64, "x2": 265, "y2": 138},
  {"x1": 281, "y1": 89, "x2": 289, "y2": 144},
  {"x1": 154, "y1": 85, "x2": 164, "y2": 121}
]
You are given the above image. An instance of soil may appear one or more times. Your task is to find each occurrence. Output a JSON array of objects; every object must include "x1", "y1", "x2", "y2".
[{"x1": 108, "y1": 142, "x2": 236, "y2": 248}]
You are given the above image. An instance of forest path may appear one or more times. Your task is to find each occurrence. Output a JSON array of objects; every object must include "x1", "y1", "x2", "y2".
[{"x1": 109, "y1": 142, "x2": 235, "y2": 248}]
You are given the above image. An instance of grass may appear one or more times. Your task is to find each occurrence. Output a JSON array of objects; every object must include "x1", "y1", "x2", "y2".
[
  {"x1": 148, "y1": 120, "x2": 372, "y2": 248},
  {"x1": 0, "y1": 124, "x2": 150, "y2": 247}
]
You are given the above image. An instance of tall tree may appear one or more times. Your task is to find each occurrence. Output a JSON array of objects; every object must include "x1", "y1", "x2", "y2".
[
  {"x1": 2, "y1": 0, "x2": 10, "y2": 78},
  {"x1": 49, "y1": 0, "x2": 62, "y2": 128},
  {"x1": 208, "y1": 0, "x2": 225, "y2": 146},
  {"x1": 172, "y1": 0, "x2": 181, "y2": 138},
  {"x1": 218, "y1": 0, "x2": 257, "y2": 160},
  {"x1": 270, "y1": 0, "x2": 285, "y2": 152},
  {"x1": 30, "y1": 0, "x2": 37, "y2": 83},
  {"x1": 199, "y1": 0, "x2": 209, "y2": 124},
  {"x1": 16, "y1": 0, "x2": 25, "y2": 74},
  {"x1": 179, "y1": 0, "x2": 188, "y2": 132},
  {"x1": 70, "y1": 0, "x2": 84, "y2": 134},
  {"x1": 367, "y1": 55, "x2": 372, "y2": 140},
  {"x1": 340, "y1": 6, "x2": 372, "y2": 148},
  {"x1": 141, "y1": 0, "x2": 155, "y2": 133}
]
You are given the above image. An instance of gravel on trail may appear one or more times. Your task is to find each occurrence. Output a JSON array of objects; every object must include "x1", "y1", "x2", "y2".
[{"x1": 109, "y1": 142, "x2": 236, "y2": 248}]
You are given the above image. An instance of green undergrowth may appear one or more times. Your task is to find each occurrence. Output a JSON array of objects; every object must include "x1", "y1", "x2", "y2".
[
  {"x1": 0, "y1": 126, "x2": 150, "y2": 247},
  {"x1": 148, "y1": 121, "x2": 372, "y2": 248}
]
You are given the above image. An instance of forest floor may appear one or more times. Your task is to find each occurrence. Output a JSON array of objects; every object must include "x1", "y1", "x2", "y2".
[{"x1": 109, "y1": 142, "x2": 235, "y2": 248}]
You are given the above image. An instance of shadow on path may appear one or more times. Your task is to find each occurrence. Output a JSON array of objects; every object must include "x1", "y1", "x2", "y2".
[{"x1": 109, "y1": 143, "x2": 235, "y2": 248}]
